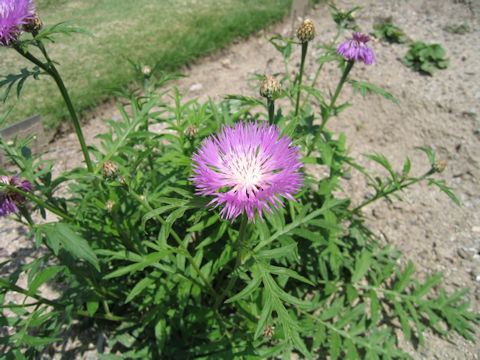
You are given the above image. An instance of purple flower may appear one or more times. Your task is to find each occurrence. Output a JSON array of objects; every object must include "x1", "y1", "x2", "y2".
[
  {"x1": 191, "y1": 122, "x2": 303, "y2": 222},
  {"x1": 336, "y1": 32, "x2": 375, "y2": 65},
  {"x1": 0, "y1": 0, "x2": 36, "y2": 46},
  {"x1": 0, "y1": 175, "x2": 33, "y2": 216}
]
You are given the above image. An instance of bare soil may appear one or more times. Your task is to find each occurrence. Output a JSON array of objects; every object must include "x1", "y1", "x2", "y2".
[{"x1": 1, "y1": 0, "x2": 479, "y2": 358}]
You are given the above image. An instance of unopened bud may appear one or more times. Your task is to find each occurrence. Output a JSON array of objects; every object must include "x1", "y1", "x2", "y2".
[
  {"x1": 263, "y1": 325, "x2": 275, "y2": 338},
  {"x1": 185, "y1": 125, "x2": 198, "y2": 139},
  {"x1": 259, "y1": 75, "x2": 280, "y2": 99},
  {"x1": 142, "y1": 65, "x2": 152, "y2": 77},
  {"x1": 433, "y1": 160, "x2": 447, "y2": 173},
  {"x1": 102, "y1": 161, "x2": 119, "y2": 179},
  {"x1": 105, "y1": 200, "x2": 115, "y2": 212},
  {"x1": 297, "y1": 19, "x2": 315, "y2": 43},
  {"x1": 23, "y1": 14, "x2": 43, "y2": 33}
]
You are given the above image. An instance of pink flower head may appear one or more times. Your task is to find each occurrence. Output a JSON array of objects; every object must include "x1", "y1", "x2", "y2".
[
  {"x1": 0, "y1": 0, "x2": 36, "y2": 46},
  {"x1": 336, "y1": 32, "x2": 375, "y2": 65},
  {"x1": 0, "y1": 174, "x2": 33, "y2": 216},
  {"x1": 190, "y1": 122, "x2": 303, "y2": 222}
]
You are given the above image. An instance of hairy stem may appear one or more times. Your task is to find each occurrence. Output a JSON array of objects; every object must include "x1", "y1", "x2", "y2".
[
  {"x1": 213, "y1": 213, "x2": 248, "y2": 312},
  {"x1": 267, "y1": 99, "x2": 275, "y2": 125},
  {"x1": 13, "y1": 44, "x2": 94, "y2": 172},
  {"x1": 294, "y1": 42, "x2": 309, "y2": 117}
]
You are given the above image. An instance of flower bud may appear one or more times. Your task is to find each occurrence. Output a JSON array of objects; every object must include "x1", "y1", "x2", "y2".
[
  {"x1": 185, "y1": 125, "x2": 198, "y2": 139},
  {"x1": 102, "y1": 161, "x2": 119, "y2": 179},
  {"x1": 142, "y1": 65, "x2": 152, "y2": 77},
  {"x1": 0, "y1": 175, "x2": 34, "y2": 217},
  {"x1": 259, "y1": 75, "x2": 280, "y2": 99},
  {"x1": 263, "y1": 325, "x2": 275, "y2": 338},
  {"x1": 433, "y1": 160, "x2": 447, "y2": 173},
  {"x1": 296, "y1": 19, "x2": 315, "y2": 43},
  {"x1": 22, "y1": 13, "x2": 43, "y2": 33},
  {"x1": 105, "y1": 200, "x2": 115, "y2": 212}
]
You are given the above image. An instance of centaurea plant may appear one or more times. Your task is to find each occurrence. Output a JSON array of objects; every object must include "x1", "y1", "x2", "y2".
[{"x1": 0, "y1": 5, "x2": 477, "y2": 359}]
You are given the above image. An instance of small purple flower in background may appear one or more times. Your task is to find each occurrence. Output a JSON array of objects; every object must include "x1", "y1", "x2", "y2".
[
  {"x1": 0, "y1": 0, "x2": 36, "y2": 46},
  {"x1": 191, "y1": 122, "x2": 303, "y2": 222},
  {"x1": 336, "y1": 32, "x2": 375, "y2": 65},
  {"x1": 0, "y1": 175, "x2": 33, "y2": 216}
]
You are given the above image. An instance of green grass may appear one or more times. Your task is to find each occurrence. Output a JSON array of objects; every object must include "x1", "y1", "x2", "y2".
[{"x1": 1, "y1": 0, "x2": 292, "y2": 129}]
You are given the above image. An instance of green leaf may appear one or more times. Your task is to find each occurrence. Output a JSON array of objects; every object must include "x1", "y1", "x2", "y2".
[
  {"x1": 253, "y1": 291, "x2": 273, "y2": 339},
  {"x1": 349, "y1": 80, "x2": 399, "y2": 105},
  {"x1": 351, "y1": 251, "x2": 372, "y2": 283},
  {"x1": 329, "y1": 331, "x2": 342, "y2": 360},
  {"x1": 428, "y1": 179, "x2": 460, "y2": 206},
  {"x1": 226, "y1": 275, "x2": 262, "y2": 303},
  {"x1": 34, "y1": 21, "x2": 94, "y2": 42},
  {"x1": 104, "y1": 251, "x2": 169, "y2": 279},
  {"x1": 125, "y1": 276, "x2": 155, "y2": 303},
  {"x1": 265, "y1": 264, "x2": 314, "y2": 286},
  {"x1": 393, "y1": 300, "x2": 412, "y2": 341},
  {"x1": 86, "y1": 298, "x2": 99, "y2": 317},
  {"x1": 367, "y1": 290, "x2": 381, "y2": 326},
  {"x1": 41, "y1": 223, "x2": 99, "y2": 270},
  {"x1": 256, "y1": 243, "x2": 297, "y2": 260},
  {"x1": 28, "y1": 266, "x2": 63, "y2": 293},
  {"x1": 254, "y1": 198, "x2": 347, "y2": 252},
  {"x1": 22, "y1": 334, "x2": 61, "y2": 347},
  {"x1": 416, "y1": 146, "x2": 436, "y2": 165},
  {"x1": 0, "y1": 67, "x2": 44, "y2": 102},
  {"x1": 345, "y1": 284, "x2": 358, "y2": 305},
  {"x1": 402, "y1": 156, "x2": 411, "y2": 175}
]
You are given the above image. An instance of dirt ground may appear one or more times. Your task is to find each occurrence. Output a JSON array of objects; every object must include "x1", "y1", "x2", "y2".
[{"x1": 1, "y1": 0, "x2": 479, "y2": 358}]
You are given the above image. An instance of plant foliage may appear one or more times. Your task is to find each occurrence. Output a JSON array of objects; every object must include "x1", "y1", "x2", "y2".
[
  {"x1": 0, "y1": 5, "x2": 477, "y2": 360},
  {"x1": 402, "y1": 41, "x2": 450, "y2": 75}
]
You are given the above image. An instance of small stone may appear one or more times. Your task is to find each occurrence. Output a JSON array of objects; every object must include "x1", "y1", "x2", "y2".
[
  {"x1": 472, "y1": 226, "x2": 480, "y2": 233},
  {"x1": 462, "y1": 108, "x2": 477, "y2": 118},
  {"x1": 221, "y1": 59, "x2": 231, "y2": 69},
  {"x1": 189, "y1": 83, "x2": 203, "y2": 92},
  {"x1": 458, "y1": 247, "x2": 474, "y2": 260}
]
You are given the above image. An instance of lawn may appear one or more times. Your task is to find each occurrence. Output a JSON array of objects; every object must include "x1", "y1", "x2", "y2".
[{"x1": 1, "y1": 0, "x2": 292, "y2": 129}]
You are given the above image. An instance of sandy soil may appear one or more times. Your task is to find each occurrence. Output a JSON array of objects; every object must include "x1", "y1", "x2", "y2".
[{"x1": 1, "y1": 0, "x2": 479, "y2": 358}]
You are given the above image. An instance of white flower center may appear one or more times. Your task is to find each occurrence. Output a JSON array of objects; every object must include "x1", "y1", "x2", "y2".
[{"x1": 224, "y1": 147, "x2": 268, "y2": 194}]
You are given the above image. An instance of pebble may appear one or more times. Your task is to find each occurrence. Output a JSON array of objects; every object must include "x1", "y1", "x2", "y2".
[
  {"x1": 462, "y1": 108, "x2": 477, "y2": 117},
  {"x1": 221, "y1": 59, "x2": 231, "y2": 69},
  {"x1": 457, "y1": 247, "x2": 475, "y2": 260},
  {"x1": 189, "y1": 83, "x2": 203, "y2": 92}
]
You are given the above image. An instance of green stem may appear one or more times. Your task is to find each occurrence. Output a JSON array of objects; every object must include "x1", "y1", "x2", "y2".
[
  {"x1": 13, "y1": 44, "x2": 94, "y2": 172},
  {"x1": 341, "y1": 174, "x2": 429, "y2": 220},
  {"x1": 213, "y1": 213, "x2": 248, "y2": 311},
  {"x1": 329, "y1": 60, "x2": 354, "y2": 112},
  {"x1": 294, "y1": 42, "x2": 309, "y2": 117},
  {"x1": 306, "y1": 60, "x2": 354, "y2": 157},
  {"x1": 301, "y1": 26, "x2": 345, "y2": 109},
  {"x1": 267, "y1": 99, "x2": 275, "y2": 125}
]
